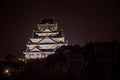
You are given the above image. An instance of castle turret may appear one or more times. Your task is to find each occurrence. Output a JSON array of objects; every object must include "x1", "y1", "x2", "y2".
[{"x1": 23, "y1": 18, "x2": 68, "y2": 59}]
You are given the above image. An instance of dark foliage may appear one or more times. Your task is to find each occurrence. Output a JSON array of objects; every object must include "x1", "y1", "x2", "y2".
[{"x1": 0, "y1": 41, "x2": 120, "y2": 80}]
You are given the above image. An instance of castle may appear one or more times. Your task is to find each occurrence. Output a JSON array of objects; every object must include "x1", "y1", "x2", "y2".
[{"x1": 23, "y1": 18, "x2": 68, "y2": 59}]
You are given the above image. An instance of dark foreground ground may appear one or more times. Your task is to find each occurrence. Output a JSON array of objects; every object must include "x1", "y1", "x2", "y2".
[{"x1": 0, "y1": 41, "x2": 120, "y2": 80}]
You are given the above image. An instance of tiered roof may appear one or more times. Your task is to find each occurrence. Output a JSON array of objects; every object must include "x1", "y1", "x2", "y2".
[{"x1": 23, "y1": 18, "x2": 68, "y2": 59}]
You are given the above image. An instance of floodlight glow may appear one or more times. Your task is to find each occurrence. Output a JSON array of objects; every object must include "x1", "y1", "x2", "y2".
[{"x1": 5, "y1": 69, "x2": 9, "y2": 73}]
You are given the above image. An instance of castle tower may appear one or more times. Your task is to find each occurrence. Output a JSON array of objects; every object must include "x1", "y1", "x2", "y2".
[{"x1": 23, "y1": 18, "x2": 68, "y2": 59}]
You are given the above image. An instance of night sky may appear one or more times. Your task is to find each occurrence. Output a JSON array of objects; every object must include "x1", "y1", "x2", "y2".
[{"x1": 0, "y1": 0, "x2": 120, "y2": 57}]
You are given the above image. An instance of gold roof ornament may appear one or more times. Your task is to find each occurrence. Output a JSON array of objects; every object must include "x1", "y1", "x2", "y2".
[
  {"x1": 66, "y1": 40, "x2": 68, "y2": 43},
  {"x1": 41, "y1": 17, "x2": 43, "y2": 20},
  {"x1": 40, "y1": 17, "x2": 43, "y2": 23},
  {"x1": 52, "y1": 17, "x2": 55, "y2": 20},
  {"x1": 33, "y1": 29, "x2": 35, "y2": 32}
]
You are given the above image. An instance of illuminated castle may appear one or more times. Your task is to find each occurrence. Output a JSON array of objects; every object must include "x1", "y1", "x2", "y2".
[{"x1": 23, "y1": 18, "x2": 68, "y2": 59}]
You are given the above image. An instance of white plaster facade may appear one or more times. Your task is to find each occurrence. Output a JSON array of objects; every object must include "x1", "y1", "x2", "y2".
[{"x1": 23, "y1": 19, "x2": 68, "y2": 59}]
